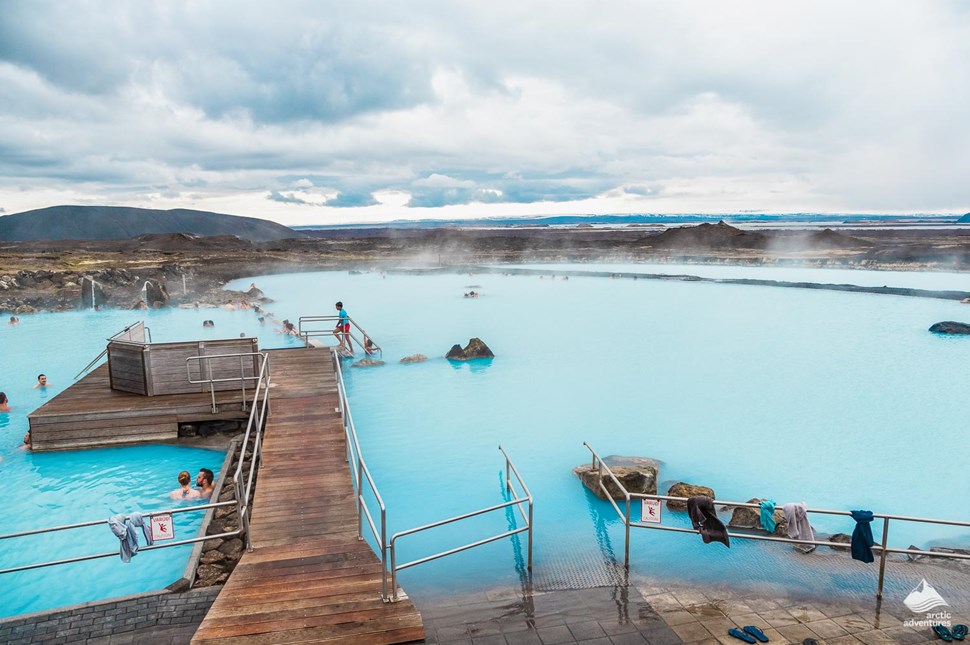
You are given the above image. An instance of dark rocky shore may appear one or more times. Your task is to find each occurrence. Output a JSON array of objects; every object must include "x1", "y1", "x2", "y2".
[{"x1": 2, "y1": 222, "x2": 970, "y2": 315}]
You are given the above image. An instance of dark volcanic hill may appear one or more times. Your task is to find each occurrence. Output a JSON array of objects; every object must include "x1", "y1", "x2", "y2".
[
  {"x1": 649, "y1": 220, "x2": 769, "y2": 249},
  {"x1": 0, "y1": 205, "x2": 304, "y2": 242}
]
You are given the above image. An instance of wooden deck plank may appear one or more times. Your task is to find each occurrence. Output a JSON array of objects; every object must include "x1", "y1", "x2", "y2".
[{"x1": 192, "y1": 348, "x2": 423, "y2": 645}]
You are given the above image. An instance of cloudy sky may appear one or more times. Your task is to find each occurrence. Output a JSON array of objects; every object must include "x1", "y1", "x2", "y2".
[{"x1": 1, "y1": 1, "x2": 968, "y2": 225}]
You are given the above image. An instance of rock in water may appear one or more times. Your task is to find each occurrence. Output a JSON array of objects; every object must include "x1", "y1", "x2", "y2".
[
  {"x1": 351, "y1": 358, "x2": 384, "y2": 368},
  {"x1": 400, "y1": 354, "x2": 428, "y2": 364},
  {"x1": 573, "y1": 455, "x2": 659, "y2": 500},
  {"x1": 929, "y1": 321, "x2": 970, "y2": 335},
  {"x1": 726, "y1": 498, "x2": 787, "y2": 536},
  {"x1": 144, "y1": 279, "x2": 170, "y2": 308},
  {"x1": 445, "y1": 337, "x2": 495, "y2": 360},
  {"x1": 79, "y1": 276, "x2": 109, "y2": 308},
  {"x1": 666, "y1": 482, "x2": 715, "y2": 511}
]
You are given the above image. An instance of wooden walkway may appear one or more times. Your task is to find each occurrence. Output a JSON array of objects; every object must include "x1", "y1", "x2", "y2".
[
  {"x1": 192, "y1": 348, "x2": 424, "y2": 644},
  {"x1": 28, "y1": 364, "x2": 249, "y2": 452}
]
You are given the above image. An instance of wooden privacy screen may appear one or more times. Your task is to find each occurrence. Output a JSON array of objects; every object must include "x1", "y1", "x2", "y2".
[{"x1": 107, "y1": 335, "x2": 260, "y2": 396}]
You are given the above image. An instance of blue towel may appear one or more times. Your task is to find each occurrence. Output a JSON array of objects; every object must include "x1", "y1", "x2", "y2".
[
  {"x1": 850, "y1": 510, "x2": 875, "y2": 563},
  {"x1": 759, "y1": 500, "x2": 777, "y2": 533}
]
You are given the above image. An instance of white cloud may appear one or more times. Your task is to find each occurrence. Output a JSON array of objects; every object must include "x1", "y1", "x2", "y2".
[{"x1": 0, "y1": 1, "x2": 968, "y2": 224}]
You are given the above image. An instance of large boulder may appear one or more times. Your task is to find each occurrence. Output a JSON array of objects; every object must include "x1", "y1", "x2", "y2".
[
  {"x1": 666, "y1": 482, "x2": 715, "y2": 511},
  {"x1": 144, "y1": 279, "x2": 170, "y2": 308},
  {"x1": 79, "y1": 276, "x2": 109, "y2": 308},
  {"x1": 574, "y1": 455, "x2": 659, "y2": 501},
  {"x1": 446, "y1": 337, "x2": 495, "y2": 360},
  {"x1": 929, "y1": 321, "x2": 970, "y2": 335},
  {"x1": 400, "y1": 354, "x2": 428, "y2": 364},
  {"x1": 726, "y1": 498, "x2": 787, "y2": 536}
]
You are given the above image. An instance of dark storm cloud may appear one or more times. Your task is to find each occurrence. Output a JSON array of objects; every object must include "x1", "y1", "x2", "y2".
[{"x1": 0, "y1": 2, "x2": 436, "y2": 124}]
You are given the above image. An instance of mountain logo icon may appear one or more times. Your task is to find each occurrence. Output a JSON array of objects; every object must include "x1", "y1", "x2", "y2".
[{"x1": 904, "y1": 579, "x2": 949, "y2": 613}]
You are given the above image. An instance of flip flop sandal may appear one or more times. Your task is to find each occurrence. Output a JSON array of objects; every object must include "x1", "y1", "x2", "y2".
[
  {"x1": 953, "y1": 624, "x2": 969, "y2": 641},
  {"x1": 742, "y1": 625, "x2": 769, "y2": 642},
  {"x1": 935, "y1": 624, "x2": 955, "y2": 642},
  {"x1": 728, "y1": 627, "x2": 757, "y2": 643}
]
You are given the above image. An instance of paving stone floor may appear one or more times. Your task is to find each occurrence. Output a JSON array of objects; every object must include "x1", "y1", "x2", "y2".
[
  {"x1": 412, "y1": 577, "x2": 961, "y2": 645},
  {"x1": 79, "y1": 577, "x2": 964, "y2": 644}
]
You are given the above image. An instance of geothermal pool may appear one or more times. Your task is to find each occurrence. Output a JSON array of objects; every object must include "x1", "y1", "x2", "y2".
[{"x1": 2, "y1": 263, "x2": 968, "y2": 617}]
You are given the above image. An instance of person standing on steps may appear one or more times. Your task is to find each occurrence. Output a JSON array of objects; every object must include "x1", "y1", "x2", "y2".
[{"x1": 334, "y1": 301, "x2": 352, "y2": 354}]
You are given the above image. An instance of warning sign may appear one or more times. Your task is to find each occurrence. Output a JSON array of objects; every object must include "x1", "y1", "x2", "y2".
[
  {"x1": 641, "y1": 499, "x2": 662, "y2": 524},
  {"x1": 151, "y1": 514, "x2": 175, "y2": 541}
]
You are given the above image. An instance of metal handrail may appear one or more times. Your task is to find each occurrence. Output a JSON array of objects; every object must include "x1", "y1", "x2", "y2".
[
  {"x1": 388, "y1": 446, "x2": 533, "y2": 602},
  {"x1": 583, "y1": 441, "x2": 970, "y2": 599},
  {"x1": 186, "y1": 351, "x2": 266, "y2": 414},
  {"x1": 332, "y1": 350, "x2": 388, "y2": 599},
  {"x1": 332, "y1": 351, "x2": 534, "y2": 602},
  {"x1": 0, "y1": 502, "x2": 238, "y2": 575},
  {"x1": 230, "y1": 352, "x2": 272, "y2": 552},
  {"x1": 299, "y1": 315, "x2": 382, "y2": 357}
]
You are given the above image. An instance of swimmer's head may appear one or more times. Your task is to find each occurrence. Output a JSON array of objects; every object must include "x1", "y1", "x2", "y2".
[
  {"x1": 178, "y1": 470, "x2": 191, "y2": 486},
  {"x1": 0, "y1": 392, "x2": 7, "y2": 404}
]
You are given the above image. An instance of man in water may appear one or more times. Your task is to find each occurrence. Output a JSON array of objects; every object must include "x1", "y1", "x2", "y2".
[
  {"x1": 334, "y1": 301, "x2": 351, "y2": 353},
  {"x1": 196, "y1": 468, "x2": 215, "y2": 499},
  {"x1": 33, "y1": 374, "x2": 48, "y2": 389}
]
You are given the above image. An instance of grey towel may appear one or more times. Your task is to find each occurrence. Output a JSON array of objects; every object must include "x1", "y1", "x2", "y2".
[
  {"x1": 782, "y1": 502, "x2": 816, "y2": 553},
  {"x1": 108, "y1": 514, "x2": 139, "y2": 563},
  {"x1": 129, "y1": 512, "x2": 154, "y2": 547},
  {"x1": 687, "y1": 495, "x2": 730, "y2": 547}
]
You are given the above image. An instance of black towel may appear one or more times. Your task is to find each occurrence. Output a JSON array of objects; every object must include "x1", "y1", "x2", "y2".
[
  {"x1": 850, "y1": 510, "x2": 875, "y2": 563},
  {"x1": 687, "y1": 495, "x2": 730, "y2": 548}
]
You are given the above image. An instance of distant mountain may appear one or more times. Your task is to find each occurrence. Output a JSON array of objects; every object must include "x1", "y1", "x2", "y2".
[
  {"x1": 0, "y1": 205, "x2": 303, "y2": 242},
  {"x1": 958, "y1": 212, "x2": 970, "y2": 223}
]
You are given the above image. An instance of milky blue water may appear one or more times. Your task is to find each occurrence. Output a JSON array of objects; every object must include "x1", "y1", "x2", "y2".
[
  {"x1": 3, "y1": 263, "x2": 969, "y2": 619},
  {"x1": 228, "y1": 266, "x2": 970, "y2": 605},
  {"x1": 0, "y1": 309, "x2": 263, "y2": 619}
]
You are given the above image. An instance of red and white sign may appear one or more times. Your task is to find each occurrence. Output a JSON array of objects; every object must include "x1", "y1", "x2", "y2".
[
  {"x1": 151, "y1": 514, "x2": 175, "y2": 541},
  {"x1": 641, "y1": 499, "x2": 662, "y2": 524}
]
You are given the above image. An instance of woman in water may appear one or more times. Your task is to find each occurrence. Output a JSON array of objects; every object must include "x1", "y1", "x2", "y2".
[
  {"x1": 170, "y1": 470, "x2": 201, "y2": 500},
  {"x1": 0, "y1": 392, "x2": 10, "y2": 412}
]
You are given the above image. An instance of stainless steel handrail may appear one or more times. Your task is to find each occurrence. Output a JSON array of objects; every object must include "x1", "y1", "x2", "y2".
[
  {"x1": 388, "y1": 446, "x2": 534, "y2": 602},
  {"x1": 583, "y1": 441, "x2": 970, "y2": 599},
  {"x1": 186, "y1": 351, "x2": 266, "y2": 414},
  {"x1": 299, "y1": 315, "x2": 382, "y2": 357},
  {"x1": 0, "y1": 502, "x2": 238, "y2": 575},
  {"x1": 230, "y1": 352, "x2": 272, "y2": 552},
  {"x1": 332, "y1": 350, "x2": 388, "y2": 599}
]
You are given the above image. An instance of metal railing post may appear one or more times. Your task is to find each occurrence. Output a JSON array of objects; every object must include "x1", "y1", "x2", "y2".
[
  {"x1": 877, "y1": 517, "x2": 890, "y2": 599},
  {"x1": 357, "y1": 461, "x2": 365, "y2": 540},
  {"x1": 624, "y1": 498, "x2": 631, "y2": 569},
  {"x1": 390, "y1": 541, "x2": 399, "y2": 602},
  {"x1": 207, "y1": 357, "x2": 217, "y2": 413},
  {"x1": 527, "y1": 497, "x2": 534, "y2": 570},
  {"x1": 381, "y1": 508, "x2": 388, "y2": 601},
  {"x1": 234, "y1": 476, "x2": 252, "y2": 551}
]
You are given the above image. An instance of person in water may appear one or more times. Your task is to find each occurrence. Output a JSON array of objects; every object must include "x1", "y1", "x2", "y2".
[
  {"x1": 0, "y1": 392, "x2": 10, "y2": 412},
  {"x1": 196, "y1": 468, "x2": 215, "y2": 499},
  {"x1": 8, "y1": 316, "x2": 19, "y2": 325},
  {"x1": 33, "y1": 374, "x2": 49, "y2": 389},
  {"x1": 170, "y1": 471, "x2": 201, "y2": 500}
]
